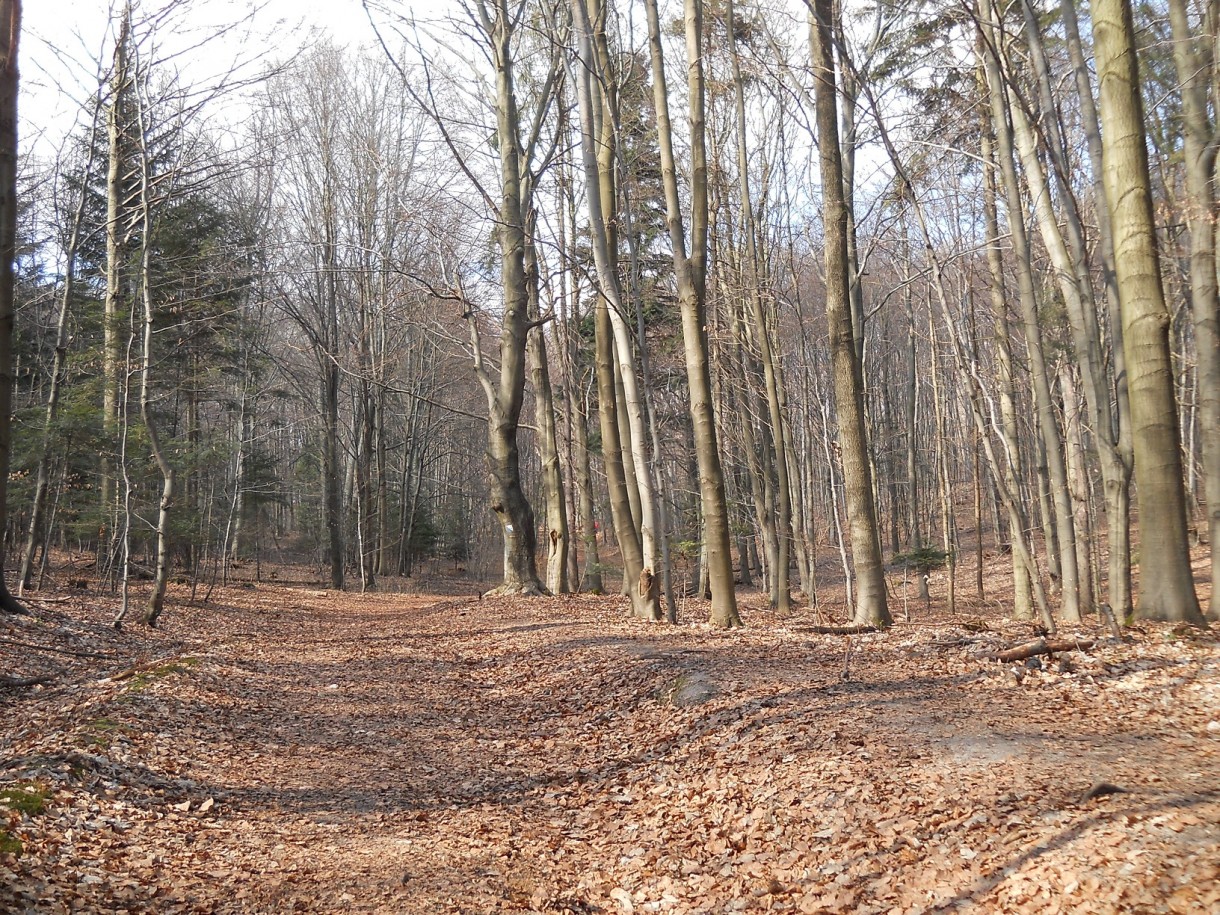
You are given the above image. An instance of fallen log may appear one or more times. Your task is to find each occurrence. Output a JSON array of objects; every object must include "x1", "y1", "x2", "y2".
[
  {"x1": 0, "y1": 673, "x2": 56, "y2": 688},
  {"x1": 799, "y1": 624, "x2": 880, "y2": 635},
  {"x1": 980, "y1": 637, "x2": 1096, "y2": 663}
]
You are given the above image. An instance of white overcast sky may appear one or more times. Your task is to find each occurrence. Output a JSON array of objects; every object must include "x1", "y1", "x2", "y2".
[{"x1": 18, "y1": 0, "x2": 430, "y2": 158}]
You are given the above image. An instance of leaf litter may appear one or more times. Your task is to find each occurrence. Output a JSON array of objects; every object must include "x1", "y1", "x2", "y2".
[{"x1": 1, "y1": 581, "x2": 1218, "y2": 914}]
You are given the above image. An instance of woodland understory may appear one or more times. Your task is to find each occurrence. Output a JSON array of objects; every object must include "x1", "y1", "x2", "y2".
[
  {"x1": 1, "y1": 547, "x2": 1217, "y2": 915},
  {"x1": 5, "y1": 0, "x2": 1220, "y2": 909}
]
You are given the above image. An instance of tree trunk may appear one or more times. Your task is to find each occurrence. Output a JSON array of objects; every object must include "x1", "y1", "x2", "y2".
[
  {"x1": 728, "y1": 0, "x2": 791, "y2": 614},
  {"x1": 1167, "y1": 0, "x2": 1220, "y2": 619},
  {"x1": 101, "y1": 7, "x2": 131, "y2": 574},
  {"x1": 996, "y1": 2, "x2": 1129, "y2": 622},
  {"x1": 526, "y1": 245, "x2": 570, "y2": 595},
  {"x1": 643, "y1": 0, "x2": 740, "y2": 627},
  {"x1": 0, "y1": 0, "x2": 21, "y2": 614},
  {"x1": 134, "y1": 90, "x2": 174, "y2": 627},
  {"x1": 809, "y1": 0, "x2": 890, "y2": 627},
  {"x1": 978, "y1": 92, "x2": 1034, "y2": 620},
  {"x1": 980, "y1": 8, "x2": 1080, "y2": 621},
  {"x1": 1057, "y1": 0, "x2": 1135, "y2": 621},
  {"x1": 476, "y1": 0, "x2": 546, "y2": 596},
  {"x1": 1090, "y1": 0, "x2": 1206, "y2": 624},
  {"x1": 19, "y1": 99, "x2": 99, "y2": 594}
]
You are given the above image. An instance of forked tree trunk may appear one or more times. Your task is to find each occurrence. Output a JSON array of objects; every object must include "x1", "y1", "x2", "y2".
[
  {"x1": 573, "y1": 0, "x2": 658, "y2": 615},
  {"x1": 473, "y1": 0, "x2": 548, "y2": 595},
  {"x1": 1090, "y1": 0, "x2": 1206, "y2": 625}
]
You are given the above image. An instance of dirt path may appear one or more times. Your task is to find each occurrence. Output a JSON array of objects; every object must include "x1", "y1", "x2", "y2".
[{"x1": 2, "y1": 587, "x2": 1218, "y2": 913}]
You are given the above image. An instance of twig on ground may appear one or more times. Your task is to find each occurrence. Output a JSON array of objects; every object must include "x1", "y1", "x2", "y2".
[{"x1": 0, "y1": 635, "x2": 117, "y2": 660}]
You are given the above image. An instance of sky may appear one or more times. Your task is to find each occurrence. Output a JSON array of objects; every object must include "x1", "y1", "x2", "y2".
[{"x1": 19, "y1": 0, "x2": 394, "y2": 159}]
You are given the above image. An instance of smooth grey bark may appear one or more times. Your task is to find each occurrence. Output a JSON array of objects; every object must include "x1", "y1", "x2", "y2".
[
  {"x1": 0, "y1": 0, "x2": 21, "y2": 614},
  {"x1": 1057, "y1": 0, "x2": 1135, "y2": 619},
  {"x1": 978, "y1": 94, "x2": 1034, "y2": 620},
  {"x1": 19, "y1": 102, "x2": 100, "y2": 594},
  {"x1": 525, "y1": 236, "x2": 570, "y2": 594},
  {"x1": 991, "y1": 0, "x2": 1126, "y2": 621},
  {"x1": 101, "y1": 6, "x2": 132, "y2": 575},
  {"x1": 979, "y1": 9, "x2": 1080, "y2": 621},
  {"x1": 809, "y1": 0, "x2": 890, "y2": 627},
  {"x1": 1090, "y1": 0, "x2": 1205, "y2": 624},
  {"x1": 471, "y1": 0, "x2": 551, "y2": 595},
  {"x1": 1167, "y1": 0, "x2": 1220, "y2": 619},
  {"x1": 727, "y1": 0, "x2": 792, "y2": 614},
  {"x1": 572, "y1": 0, "x2": 659, "y2": 615},
  {"x1": 134, "y1": 110, "x2": 174, "y2": 627},
  {"x1": 643, "y1": 0, "x2": 740, "y2": 627}
]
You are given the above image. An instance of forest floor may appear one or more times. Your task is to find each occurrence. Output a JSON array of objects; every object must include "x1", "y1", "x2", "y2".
[{"x1": 1, "y1": 556, "x2": 1218, "y2": 914}]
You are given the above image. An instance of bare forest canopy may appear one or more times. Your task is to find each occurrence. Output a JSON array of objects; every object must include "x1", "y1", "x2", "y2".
[{"x1": 4, "y1": 0, "x2": 1218, "y2": 631}]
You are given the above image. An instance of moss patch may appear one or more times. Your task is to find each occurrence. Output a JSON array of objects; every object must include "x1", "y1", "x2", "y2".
[
  {"x1": 0, "y1": 785, "x2": 49, "y2": 817},
  {"x1": 82, "y1": 717, "x2": 136, "y2": 748},
  {"x1": 0, "y1": 829, "x2": 22, "y2": 856},
  {"x1": 125, "y1": 657, "x2": 199, "y2": 692}
]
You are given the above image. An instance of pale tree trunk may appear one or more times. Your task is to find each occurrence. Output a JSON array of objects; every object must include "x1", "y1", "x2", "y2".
[
  {"x1": 561, "y1": 158, "x2": 603, "y2": 593},
  {"x1": 995, "y1": 0, "x2": 1128, "y2": 621},
  {"x1": 980, "y1": 8, "x2": 1080, "y2": 622},
  {"x1": 525, "y1": 231, "x2": 569, "y2": 594},
  {"x1": 20, "y1": 100, "x2": 100, "y2": 594},
  {"x1": 727, "y1": 0, "x2": 791, "y2": 614},
  {"x1": 132, "y1": 85, "x2": 173, "y2": 627},
  {"x1": 928, "y1": 300, "x2": 956, "y2": 616},
  {"x1": 102, "y1": 7, "x2": 132, "y2": 576},
  {"x1": 1058, "y1": 0, "x2": 1135, "y2": 620},
  {"x1": 572, "y1": 376, "x2": 603, "y2": 593},
  {"x1": 900, "y1": 246, "x2": 929, "y2": 601},
  {"x1": 1061, "y1": 364, "x2": 1096, "y2": 615},
  {"x1": 573, "y1": 0, "x2": 657, "y2": 614},
  {"x1": 644, "y1": 0, "x2": 740, "y2": 627},
  {"x1": 473, "y1": 0, "x2": 548, "y2": 595},
  {"x1": 595, "y1": 295, "x2": 651, "y2": 614},
  {"x1": 1090, "y1": 0, "x2": 1206, "y2": 624},
  {"x1": 978, "y1": 95, "x2": 1034, "y2": 620},
  {"x1": 0, "y1": 0, "x2": 21, "y2": 614},
  {"x1": 1167, "y1": 0, "x2": 1220, "y2": 619},
  {"x1": 809, "y1": 0, "x2": 889, "y2": 627}
]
